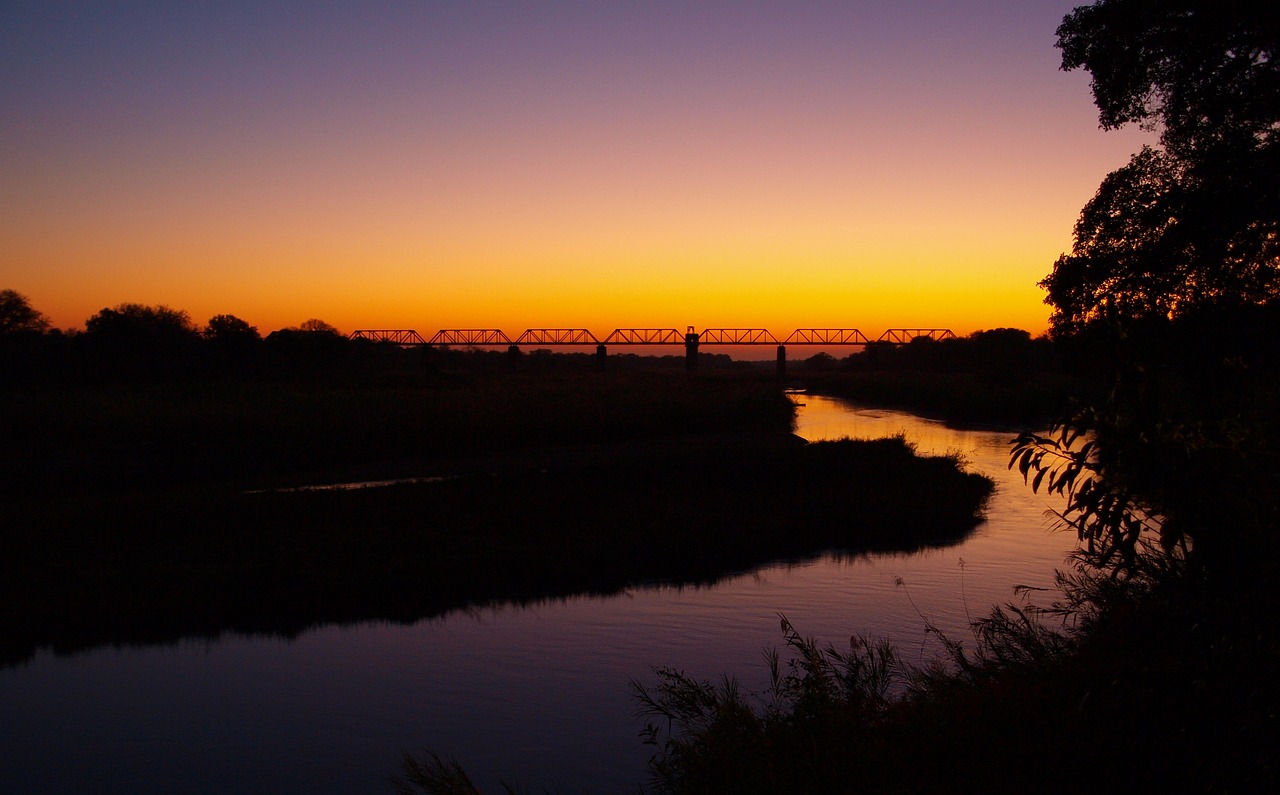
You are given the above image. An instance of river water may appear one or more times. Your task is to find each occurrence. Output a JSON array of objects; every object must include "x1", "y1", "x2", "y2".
[{"x1": 0, "y1": 396, "x2": 1075, "y2": 794}]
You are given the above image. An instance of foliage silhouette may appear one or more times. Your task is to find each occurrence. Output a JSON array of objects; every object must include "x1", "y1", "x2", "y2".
[
  {"x1": 294, "y1": 317, "x2": 341, "y2": 334},
  {"x1": 1044, "y1": 0, "x2": 1280, "y2": 333},
  {"x1": 0, "y1": 289, "x2": 50, "y2": 335},
  {"x1": 84, "y1": 302, "x2": 197, "y2": 338},
  {"x1": 80, "y1": 303, "x2": 202, "y2": 378},
  {"x1": 800, "y1": 328, "x2": 1067, "y2": 426},
  {"x1": 203, "y1": 313, "x2": 261, "y2": 342},
  {"x1": 1021, "y1": 2, "x2": 1280, "y2": 575}
]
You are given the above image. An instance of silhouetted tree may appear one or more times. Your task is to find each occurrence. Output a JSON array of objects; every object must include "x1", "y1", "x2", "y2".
[
  {"x1": 1017, "y1": 2, "x2": 1280, "y2": 574},
  {"x1": 295, "y1": 318, "x2": 341, "y2": 335},
  {"x1": 263, "y1": 318, "x2": 350, "y2": 379},
  {"x1": 804, "y1": 352, "x2": 838, "y2": 371},
  {"x1": 1043, "y1": 1, "x2": 1280, "y2": 334},
  {"x1": 0, "y1": 290, "x2": 58, "y2": 380},
  {"x1": 203, "y1": 313, "x2": 260, "y2": 343},
  {"x1": 85, "y1": 303, "x2": 196, "y2": 339},
  {"x1": 0, "y1": 289, "x2": 51, "y2": 335},
  {"x1": 81, "y1": 303, "x2": 200, "y2": 378},
  {"x1": 201, "y1": 313, "x2": 262, "y2": 377}
]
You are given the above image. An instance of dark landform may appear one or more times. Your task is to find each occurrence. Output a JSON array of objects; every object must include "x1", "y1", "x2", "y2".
[{"x1": 0, "y1": 344, "x2": 993, "y2": 668}]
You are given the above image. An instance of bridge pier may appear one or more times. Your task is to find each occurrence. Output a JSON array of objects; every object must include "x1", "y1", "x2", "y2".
[
  {"x1": 776, "y1": 345, "x2": 786, "y2": 385},
  {"x1": 596, "y1": 344, "x2": 607, "y2": 370},
  {"x1": 506, "y1": 344, "x2": 521, "y2": 368},
  {"x1": 684, "y1": 328, "x2": 699, "y2": 373}
]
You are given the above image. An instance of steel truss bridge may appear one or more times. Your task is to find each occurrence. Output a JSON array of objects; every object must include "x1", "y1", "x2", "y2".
[
  {"x1": 350, "y1": 327, "x2": 955, "y2": 347},
  {"x1": 348, "y1": 326, "x2": 956, "y2": 375}
]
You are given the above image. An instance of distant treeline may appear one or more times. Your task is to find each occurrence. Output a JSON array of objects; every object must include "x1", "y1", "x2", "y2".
[
  {"x1": 811, "y1": 327, "x2": 1062, "y2": 380},
  {"x1": 799, "y1": 328, "x2": 1070, "y2": 426},
  {"x1": 0, "y1": 297, "x2": 751, "y2": 383},
  {"x1": 1, "y1": 293, "x2": 1064, "y2": 386}
]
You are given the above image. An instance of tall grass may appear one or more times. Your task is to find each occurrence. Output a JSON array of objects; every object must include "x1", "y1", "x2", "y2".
[{"x1": 625, "y1": 547, "x2": 1278, "y2": 793}]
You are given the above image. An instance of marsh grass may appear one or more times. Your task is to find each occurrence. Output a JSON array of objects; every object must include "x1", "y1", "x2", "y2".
[
  {"x1": 623, "y1": 548, "x2": 1279, "y2": 794},
  {"x1": 392, "y1": 752, "x2": 503, "y2": 795}
]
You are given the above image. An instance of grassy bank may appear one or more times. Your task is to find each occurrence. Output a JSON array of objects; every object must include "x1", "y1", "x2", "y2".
[
  {"x1": 2, "y1": 436, "x2": 992, "y2": 667},
  {"x1": 1, "y1": 371, "x2": 994, "y2": 666},
  {"x1": 0, "y1": 370, "x2": 793, "y2": 490}
]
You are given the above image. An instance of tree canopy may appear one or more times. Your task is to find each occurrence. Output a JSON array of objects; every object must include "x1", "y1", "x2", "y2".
[
  {"x1": 292, "y1": 318, "x2": 342, "y2": 335},
  {"x1": 85, "y1": 303, "x2": 197, "y2": 339},
  {"x1": 1043, "y1": 0, "x2": 1280, "y2": 334},
  {"x1": 204, "y1": 313, "x2": 260, "y2": 342},
  {"x1": 0, "y1": 289, "x2": 51, "y2": 335}
]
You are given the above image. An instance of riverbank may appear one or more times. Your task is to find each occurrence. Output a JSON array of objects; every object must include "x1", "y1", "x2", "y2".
[
  {"x1": 798, "y1": 369, "x2": 1073, "y2": 428},
  {"x1": 0, "y1": 370, "x2": 793, "y2": 492},
  {"x1": 1, "y1": 374, "x2": 994, "y2": 667}
]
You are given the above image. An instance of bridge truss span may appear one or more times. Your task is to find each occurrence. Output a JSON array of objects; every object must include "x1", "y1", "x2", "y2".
[
  {"x1": 782, "y1": 329, "x2": 870, "y2": 345},
  {"x1": 698, "y1": 328, "x2": 779, "y2": 345},
  {"x1": 350, "y1": 329, "x2": 428, "y2": 345},
  {"x1": 602, "y1": 328, "x2": 685, "y2": 345},
  {"x1": 515, "y1": 329, "x2": 600, "y2": 346},
  {"x1": 349, "y1": 324, "x2": 961, "y2": 350},
  {"x1": 429, "y1": 329, "x2": 514, "y2": 346},
  {"x1": 877, "y1": 328, "x2": 957, "y2": 344}
]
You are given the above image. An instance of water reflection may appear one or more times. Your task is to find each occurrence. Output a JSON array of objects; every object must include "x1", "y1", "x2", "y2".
[{"x1": 0, "y1": 396, "x2": 1075, "y2": 794}]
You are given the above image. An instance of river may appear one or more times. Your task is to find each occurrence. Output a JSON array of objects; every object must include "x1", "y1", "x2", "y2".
[{"x1": 0, "y1": 395, "x2": 1074, "y2": 793}]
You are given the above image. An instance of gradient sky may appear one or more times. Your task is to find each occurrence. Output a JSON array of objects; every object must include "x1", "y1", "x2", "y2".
[{"x1": 1, "y1": 1, "x2": 1153, "y2": 339}]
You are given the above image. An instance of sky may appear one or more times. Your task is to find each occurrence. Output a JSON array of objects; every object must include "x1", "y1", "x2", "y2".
[{"x1": 1, "y1": 1, "x2": 1153, "y2": 340}]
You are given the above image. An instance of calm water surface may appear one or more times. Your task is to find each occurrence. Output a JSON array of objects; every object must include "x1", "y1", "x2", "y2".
[{"x1": 0, "y1": 396, "x2": 1074, "y2": 793}]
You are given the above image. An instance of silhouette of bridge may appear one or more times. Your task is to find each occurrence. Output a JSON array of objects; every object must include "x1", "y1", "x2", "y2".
[{"x1": 348, "y1": 326, "x2": 956, "y2": 376}]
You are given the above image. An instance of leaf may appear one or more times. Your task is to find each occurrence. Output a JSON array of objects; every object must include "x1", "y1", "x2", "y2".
[{"x1": 1031, "y1": 466, "x2": 1048, "y2": 493}]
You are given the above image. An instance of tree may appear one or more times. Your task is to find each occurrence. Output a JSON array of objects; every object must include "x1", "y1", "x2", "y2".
[
  {"x1": 1043, "y1": 0, "x2": 1280, "y2": 334},
  {"x1": 203, "y1": 313, "x2": 260, "y2": 343},
  {"x1": 1019, "y1": 2, "x2": 1280, "y2": 573},
  {"x1": 81, "y1": 303, "x2": 200, "y2": 378},
  {"x1": 85, "y1": 303, "x2": 197, "y2": 339},
  {"x1": 0, "y1": 289, "x2": 51, "y2": 335},
  {"x1": 804, "y1": 351, "x2": 838, "y2": 371},
  {"x1": 295, "y1": 318, "x2": 340, "y2": 335}
]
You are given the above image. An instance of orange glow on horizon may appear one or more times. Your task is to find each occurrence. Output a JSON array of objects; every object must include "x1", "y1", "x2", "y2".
[{"x1": 2, "y1": 2, "x2": 1154, "y2": 344}]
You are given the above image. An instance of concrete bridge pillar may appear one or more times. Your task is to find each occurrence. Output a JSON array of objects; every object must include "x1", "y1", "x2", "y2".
[
  {"x1": 596, "y1": 344, "x2": 607, "y2": 370},
  {"x1": 684, "y1": 327, "x2": 699, "y2": 372},
  {"x1": 776, "y1": 345, "x2": 786, "y2": 385}
]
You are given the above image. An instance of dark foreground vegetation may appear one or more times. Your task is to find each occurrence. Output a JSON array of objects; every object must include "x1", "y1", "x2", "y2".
[{"x1": 2, "y1": 430, "x2": 991, "y2": 668}]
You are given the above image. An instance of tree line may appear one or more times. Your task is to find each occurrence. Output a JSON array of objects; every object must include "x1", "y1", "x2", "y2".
[
  {"x1": 0, "y1": 292, "x2": 372, "y2": 381},
  {"x1": 0, "y1": 293, "x2": 759, "y2": 381}
]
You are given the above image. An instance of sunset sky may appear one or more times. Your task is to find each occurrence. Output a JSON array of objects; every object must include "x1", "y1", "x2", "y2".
[{"x1": 2, "y1": 1, "x2": 1153, "y2": 340}]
